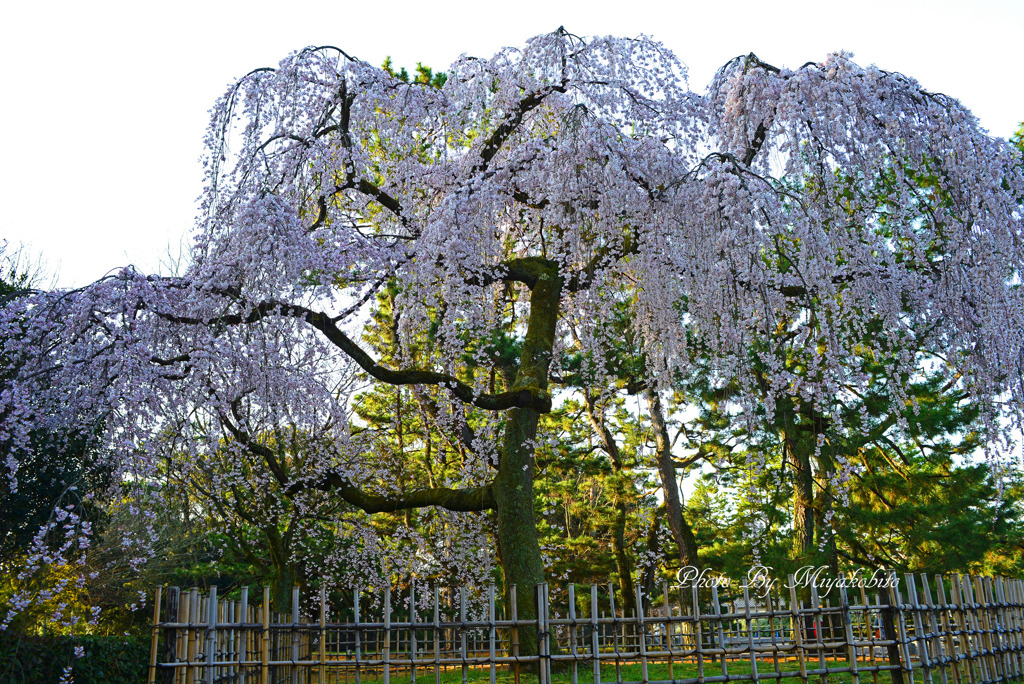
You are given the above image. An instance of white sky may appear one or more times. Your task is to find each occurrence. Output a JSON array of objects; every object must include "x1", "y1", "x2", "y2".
[{"x1": 2, "y1": 0, "x2": 1021, "y2": 287}]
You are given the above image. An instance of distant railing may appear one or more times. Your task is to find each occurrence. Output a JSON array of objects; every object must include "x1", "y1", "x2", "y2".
[{"x1": 147, "y1": 573, "x2": 1024, "y2": 684}]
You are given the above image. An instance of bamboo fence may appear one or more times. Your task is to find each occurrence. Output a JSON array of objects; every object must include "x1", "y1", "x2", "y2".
[{"x1": 147, "y1": 573, "x2": 1024, "y2": 684}]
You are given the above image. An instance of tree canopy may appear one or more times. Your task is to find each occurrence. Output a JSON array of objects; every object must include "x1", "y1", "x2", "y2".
[{"x1": 1, "y1": 29, "x2": 1022, "y2": 630}]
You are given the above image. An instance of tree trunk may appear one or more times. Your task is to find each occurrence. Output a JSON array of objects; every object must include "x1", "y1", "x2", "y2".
[
  {"x1": 814, "y1": 450, "x2": 840, "y2": 577},
  {"x1": 645, "y1": 389, "x2": 701, "y2": 570},
  {"x1": 493, "y1": 267, "x2": 562, "y2": 656},
  {"x1": 583, "y1": 393, "x2": 638, "y2": 618},
  {"x1": 267, "y1": 526, "x2": 297, "y2": 612},
  {"x1": 785, "y1": 427, "x2": 815, "y2": 561}
]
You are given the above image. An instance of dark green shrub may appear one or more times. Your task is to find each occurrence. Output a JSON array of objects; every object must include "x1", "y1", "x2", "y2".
[{"x1": 0, "y1": 632, "x2": 148, "y2": 684}]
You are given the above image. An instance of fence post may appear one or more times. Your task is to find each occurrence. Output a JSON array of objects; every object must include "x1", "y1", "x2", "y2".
[
  {"x1": 260, "y1": 587, "x2": 270, "y2": 684},
  {"x1": 919, "y1": 575, "x2": 949, "y2": 684},
  {"x1": 187, "y1": 588, "x2": 199, "y2": 684},
  {"x1": 410, "y1": 583, "x2": 418, "y2": 684},
  {"x1": 906, "y1": 574, "x2": 933, "y2": 684},
  {"x1": 148, "y1": 586, "x2": 163, "y2": 684},
  {"x1": 809, "y1": 583, "x2": 826, "y2": 684},
  {"x1": 981, "y1": 577, "x2": 1004, "y2": 681},
  {"x1": 693, "y1": 581, "x2": 707, "y2": 683},
  {"x1": 488, "y1": 584, "x2": 496, "y2": 684},
  {"x1": 635, "y1": 583, "x2": 649, "y2": 683},
  {"x1": 962, "y1": 575, "x2": 987, "y2": 684},
  {"x1": 609, "y1": 582, "x2": 622, "y2": 682},
  {"x1": 742, "y1": 581, "x2": 760, "y2": 681},
  {"x1": 788, "y1": 574, "x2": 808, "y2": 684},
  {"x1": 318, "y1": 586, "x2": 326, "y2": 683},
  {"x1": 162, "y1": 587, "x2": 180, "y2": 684},
  {"x1": 838, "y1": 582, "x2": 860, "y2": 684},
  {"x1": 459, "y1": 587, "x2": 467, "y2": 684},
  {"x1": 510, "y1": 585, "x2": 520, "y2": 684},
  {"x1": 205, "y1": 586, "x2": 217, "y2": 684},
  {"x1": 882, "y1": 572, "x2": 905, "y2": 684},
  {"x1": 384, "y1": 587, "x2": 392, "y2": 684},
  {"x1": 711, "y1": 583, "x2": 726, "y2": 679},
  {"x1": 663, "y1": 581, "x2": 675, "y2": 682},
  {"x1": 590, "y1": 584, "x2": 601, "y2": 684},
  {"x1": 287, "y1": 586, "x2": 298, "y2": 684},
  {"x1": 354, "y1": 587, "x2": 362, "y2": 684},
  {"x1": 536, "y1": 583, "x2": 550, "y2": 684},
  {"x1": 434, "y1": 586, "x2": 443, "y2": 684}
]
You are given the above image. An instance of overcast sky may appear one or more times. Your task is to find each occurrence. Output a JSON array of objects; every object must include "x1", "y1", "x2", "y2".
[{"x1": 2, "y1": 0, "x2": 1021, "y2": 287}]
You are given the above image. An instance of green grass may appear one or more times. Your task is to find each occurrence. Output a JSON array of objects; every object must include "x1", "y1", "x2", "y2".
[{"x1": 307, "y1": 658, "x2": 913, "y2": 684}]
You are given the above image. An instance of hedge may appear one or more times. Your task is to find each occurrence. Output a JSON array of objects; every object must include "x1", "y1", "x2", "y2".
[{"x1": 0, "y1": 632, "x2": 148, "y2": 683}]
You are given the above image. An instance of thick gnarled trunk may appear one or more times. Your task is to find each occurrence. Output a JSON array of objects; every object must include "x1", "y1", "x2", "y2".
[{"x1": 493, "y1": 268, "x2": 562, "y2": 649}]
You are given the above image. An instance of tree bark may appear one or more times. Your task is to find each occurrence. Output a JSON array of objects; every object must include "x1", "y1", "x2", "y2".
[
  {"x1": 784, "y1": 426, "x2": 816, "y2": 561},
  {"x1": 645, "y1": 389, "x2": 700, "y2": 570},
  {"x1": 493, "y1": 267, "x2": 562, "y2": 654},
  {"x1": 583, "y1": 392, "x2": 638, "y2": 618}
]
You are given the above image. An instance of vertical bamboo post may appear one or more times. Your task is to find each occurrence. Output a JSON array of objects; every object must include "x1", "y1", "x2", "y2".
[
  {"x1": 225, "y1": 599, "x2": 233, "y2": 680},
  {"x1": 839, "y1": 582, "x2": 860, "y2": 684},
  {"x1": 410, "y1": 583, "x2": 418, "y2": 684},
  {"x1": 319, "y1": 586, "x2": 327, "y2": 684},
  {"x1": 187, "y1": 588, "x2": 198, "y2": 684},
  {"x1": 149, "y1": 586, "x2": 163, "y2": 684},
  {"x1": 880, "y1": 573, "x2": 913, "y2": 684},
  {"x1": 692, "y1": 581, "x2": 704, "y2": 682},
  {"x1": 590, "y1": 584, "x2": 601, "y2": 684},
  {"x1": 996, "y1": 577, "x2": 1012, "y2": 678},
  {"x1": 568, "y1": 584, "x2": 578, "y2": 684},
  {"x1": 961, "y1": 575, "x2": 986, "y2": 684},
  {"x1": 663, "y1": 581, "x2": 674, "y2": 681},
  {"x1": 949, "y1": 575, "x2": 975, "y2": 684},
  {"x1": 510, "y1": 585, "x2": 519, "y2": 684},
  {"x1": 907, "y1": 574, "x2": 932, "y2": 684},
  {"x1": 290, "y1": 586, "x2": 300, "y2": 684},
  {"x1": 994, "y1": 578, "x2": 1013, "y2": 679},
  {"x1": 711, "y1": 583, "x2": 726, "y2": 678},
  {"x1": 881, "y1": 572, "x2": 907, "y2": 684},
  {"x1": 789, "y1": 574, "x2": 808, "y2": 684},
  {"x1": 809, "y1": 583, "x2": 826, "y2": 684},
  {"x1": 635, "y1": 583, "x2": 649, "y2": 684},
  {"x1": 860, "y1": 582, "x2": 879, "y2": 684},
  {"x1": 767, "y1": 584, "x2": 782, "y2": 679},
  {"x1": 354, "y1": 587, "x2": 362, "y2": 684},
  {"x1": 935, "y1": 576, "x2": 960, "y2": 684},
  {"x1": 920, "y1": 576, "x2": 948, "y2": 684},
  {"x1": 537, "y1": 583, "x2": 550, "y2": 684},
  {"x1": 164, "y1": 586, "x2": 180, "y2": 684},
  {"x1": 742, "y1": 581, "x2": 759, "y2": 681},
  {"x1": 240, "y1": 588, "x2": 249, "y2": 684},
  {"x1": 980, "y1": 577, "x2": 1003, "y2": 681},
  {"x1": 384, "y1": 587, "x2": 392, "y2": 684},
  {"x1": 176, "y1": 588, "x2": 188, "y2": 684},
  {"x1": 488, "y1": 584, "x2": 496, "y2": 684},
  {"x1": 205, "y1": 586, "x2": 217, "y2": 684},
  {"x1": 459, "y1": 587, "x2": 468, "y2": 684},
  {"x1": 609, "y1": 582, "x2": 622, "y2": 683},
  {"x1": 981, "y1": 577, "x2": 1001, "y2": 681},
  {"x1": 261, "y1": 586, "x2": 270, "y2": 684},
  {"x1": 433, "y1": 586, "x2": 441, "y2": 684}
]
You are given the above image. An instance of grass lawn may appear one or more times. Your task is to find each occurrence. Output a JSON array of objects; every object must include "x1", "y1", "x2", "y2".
[{"x1": 304, "y1": 657, "x2": 949, "y2": 684}]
